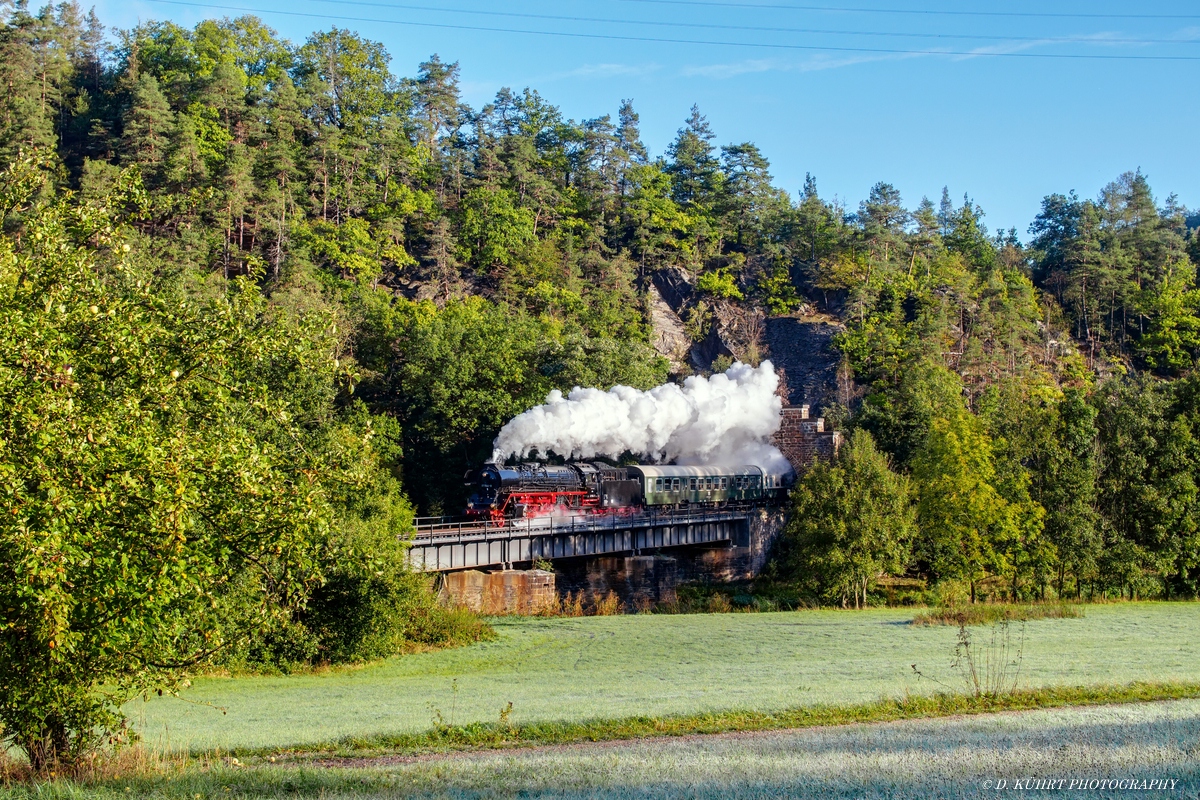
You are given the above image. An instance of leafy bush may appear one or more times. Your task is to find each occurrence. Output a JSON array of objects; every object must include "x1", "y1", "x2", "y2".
[
  {"x1": 775, "y1": 430, "x2": 915, "y2": 608},
  {"x1": 756, "y1": 264, "x2": 800, "y2": 315},
  {"x1": 593, "y1": 591, "x2": 624, "y2": 616},
  {"x1": 0, "y1": 158, "x2": 485, "y2": 770},
  {"x1": 0, "y1": 158, "x2": 353, "y2": 768},
  {"x1": 696, "y1": 267, "x2": 744, "y2": 300},
  {"x1": 654, "y1": 581, "x2": 806, "y2": 614}
]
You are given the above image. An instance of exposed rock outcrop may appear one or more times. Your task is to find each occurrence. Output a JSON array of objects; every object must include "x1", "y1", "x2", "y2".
[
  {"x1": 646, "y1": 283, "x2": 692, "y2": 372},
  {"x1": 764, "y1": 316, "x2": 850, "y2": 414}
]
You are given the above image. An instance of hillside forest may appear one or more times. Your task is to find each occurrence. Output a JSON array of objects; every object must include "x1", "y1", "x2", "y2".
[{"x1": 3, "y1": 1, "x2": 1200, "y2": 768}]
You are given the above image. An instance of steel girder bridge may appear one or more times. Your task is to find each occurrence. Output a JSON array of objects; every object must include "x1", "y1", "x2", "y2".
[{"x1": 408, "y1": 507, "x2": 756, "y2": 571}]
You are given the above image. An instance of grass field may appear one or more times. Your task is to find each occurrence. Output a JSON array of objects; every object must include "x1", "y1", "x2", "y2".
[
  {"x1": 129, "y1": 602, "x2": 1200, "y2": 753},
  {"x1": 6, "y1": 699, "x2": 1199, "y2": 798}
]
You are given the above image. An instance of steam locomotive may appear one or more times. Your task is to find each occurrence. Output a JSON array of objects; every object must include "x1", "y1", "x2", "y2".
[{"x1": 464, "y1": 461, "x2": 789, "y2": 523}]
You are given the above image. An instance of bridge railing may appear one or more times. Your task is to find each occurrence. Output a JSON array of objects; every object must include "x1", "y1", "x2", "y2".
[{"x1": 411, "y1": 505, "x2": 759, "y2": 544}]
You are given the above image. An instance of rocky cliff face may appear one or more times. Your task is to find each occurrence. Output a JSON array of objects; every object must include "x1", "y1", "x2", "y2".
[
  {"x1": 764, "y1": 316, "x2": 849, "y2": 415},
  {"x1": 645, "y1": 269, "x2": 854, "y2": 416},
  {"x1": 647, "y1": 267, "x2": 761, "y2": 375},
  {"x1": 646, "y1": 283, "x2": 692, "y2": 372}
]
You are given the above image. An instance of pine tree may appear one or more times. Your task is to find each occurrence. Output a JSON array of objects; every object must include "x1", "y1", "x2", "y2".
[
  {"x1": 217, "y1": 139, "x2": 253, "y2": 275},
  {"x1": 254, "y1": 72, "x2": 305, "y2": 277},
  {"x1": 164, "y1": 110, "x2": 207, "y2": 190},
  {"x1": 858, "y1": 182, "x2": 908, "y2": 263},
  {"x1": 613, "y1": 98, "x2": 647, "y2": 201},
  {"x1": 937, "y1": 186, "x2": 954, "y2": 236},
  {"x1": 666, "y1": 104, "x2": 720, "y2": 208},
  {"x1": 414, "y1": 53, "x2": 460, "y2": 151},
  {"x1": 720, "y1": 142, "x2": 777, "y2": 249},
  {"x1": 121, "y1": 73, "x2": 174, "y2": 179},
  {"x1": 0, "y1": 2, "x2": 58, "y2": 163}
]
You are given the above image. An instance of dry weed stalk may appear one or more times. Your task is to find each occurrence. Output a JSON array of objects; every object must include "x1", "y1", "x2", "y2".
[
  {"x1": 593, "y1": 591, "x2": 624, "y2": 616},
  {"x1": 0, "y1": 742, "x2": 198, "y2": 786}
]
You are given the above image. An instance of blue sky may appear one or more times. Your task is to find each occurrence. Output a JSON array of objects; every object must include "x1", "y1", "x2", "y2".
[{"x1": 91, "y1": 0, "x2": 1199, "y2": 236}]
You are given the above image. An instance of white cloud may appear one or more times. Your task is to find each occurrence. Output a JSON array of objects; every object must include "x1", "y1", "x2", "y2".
[
  {"x1": 680, "y1": 51, "x2": 919, "y2": 79},
  {"x1": 564, "y1": 62, "x2": 662, "y2": 79},
  {"x1": 680, "y1": 58, "x2": 778, "y2": 79}
]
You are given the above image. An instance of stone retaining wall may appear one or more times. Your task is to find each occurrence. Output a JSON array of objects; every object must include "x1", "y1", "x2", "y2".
[{"x1": 773, "y1": 404, "x2": 841, "y2": 473}]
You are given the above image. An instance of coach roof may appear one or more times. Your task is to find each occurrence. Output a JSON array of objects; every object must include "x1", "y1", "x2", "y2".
[{"x1": 629, "y1": 465, "x2": 764, "y2": 478}]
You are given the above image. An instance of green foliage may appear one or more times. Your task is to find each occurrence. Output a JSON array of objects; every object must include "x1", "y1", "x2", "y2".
[
  {"x1": 0, "y1": 157, "x2": 349, "y2": 767},
  {"x1": 695, "y1": 266, "x2": 743, "y2": 300},
  {"x1": 621, "y1": 162, "x2": 695, "y2": 267},
  {"x1": 0, "y1": 155, "x2": 492, "y2": 769},
  {"x1": 1094, "y1": 375, "x2": 1200, "y2": 598},
  {"x1": 757, "y1": 264, "x2": 800, "y2": 315},
  {"x1": 910, "y1": 394, "x2": 1039, "y2": 599},
  {"x1": 302, "y1": 219, "x2": 384, "y2": 283},
  {"x1": 352, "y1": 292, "x2": 666, "y2": 512},
  {"x1": 458, "y1": 186, "x2": 536, "y2": 273},
  {"x1": 1028, "y1": 171, "x2": 1198, "y2": 371},
  {"x1": 778, "y1": 431, "x2": 915, "y2": 607},
  {"x1": 1136, "y1": 264, "x2": 1200, "y2": 372},
  {"x1": 912, "y1": 602, "x2": 1081, "y2": 626}
]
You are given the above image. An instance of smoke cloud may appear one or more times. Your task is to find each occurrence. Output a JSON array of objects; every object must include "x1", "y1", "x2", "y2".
[{"x1": 491, "y1": 360, "x2": 792, "y2": 475}]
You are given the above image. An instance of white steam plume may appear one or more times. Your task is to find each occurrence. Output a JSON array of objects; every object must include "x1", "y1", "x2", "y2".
[{"x1": 491, "y1": 360, "x2": 792, "y2": 475}]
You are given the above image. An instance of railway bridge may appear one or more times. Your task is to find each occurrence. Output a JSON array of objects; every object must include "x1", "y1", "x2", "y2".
[{"x1": 408, "y1": 507, "x2": 759, "y2": 572}]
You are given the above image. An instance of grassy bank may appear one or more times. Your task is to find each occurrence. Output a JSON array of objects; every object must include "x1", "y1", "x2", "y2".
[
  {"x1": 281, "y1": 681, "x2": 1200, "y2": 757},
  {"x1": 5, "y1": 694, "x2": 1200, "y2": 798},
  {"x1": 912, "y1": 602, "x2": 1084, "y2": 626},
  {"x1": 126, "y1": 602, "x2": 1200, "y2": 752}
]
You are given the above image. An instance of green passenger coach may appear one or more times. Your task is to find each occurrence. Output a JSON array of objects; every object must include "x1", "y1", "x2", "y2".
[{"x1": 630, "y1": 465, "x2": 786, "y2": 507}]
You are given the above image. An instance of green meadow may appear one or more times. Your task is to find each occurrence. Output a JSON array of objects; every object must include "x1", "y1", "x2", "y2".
[
  {"x1": 131, "y1": 603, "x2": 1200, "y2": 753},
  {"x1": 5, "y1": 698, "x2": 1196, "y2": 798}
]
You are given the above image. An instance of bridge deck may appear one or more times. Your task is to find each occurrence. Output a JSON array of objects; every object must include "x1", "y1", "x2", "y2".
[{"x1": 409, "y1": 507, "x2": 755, "y2": 571}]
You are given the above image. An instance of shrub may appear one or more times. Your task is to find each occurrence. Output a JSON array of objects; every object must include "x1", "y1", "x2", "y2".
[
  {"x1": 775, "y1": 430, "x2": 915, "y2": 608},
  {"x1": 696, "y1": 267, "x2": 744, "y2": 300},
  {"x1": 563, "y1": 592, "x2": 584, "y2": 617},
  {"x1": 705, "y1": 593, "x2": 733, "y2": 613},
  {"x1": 0, "y1": 159, "x2": 364, "y2": 769}
]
